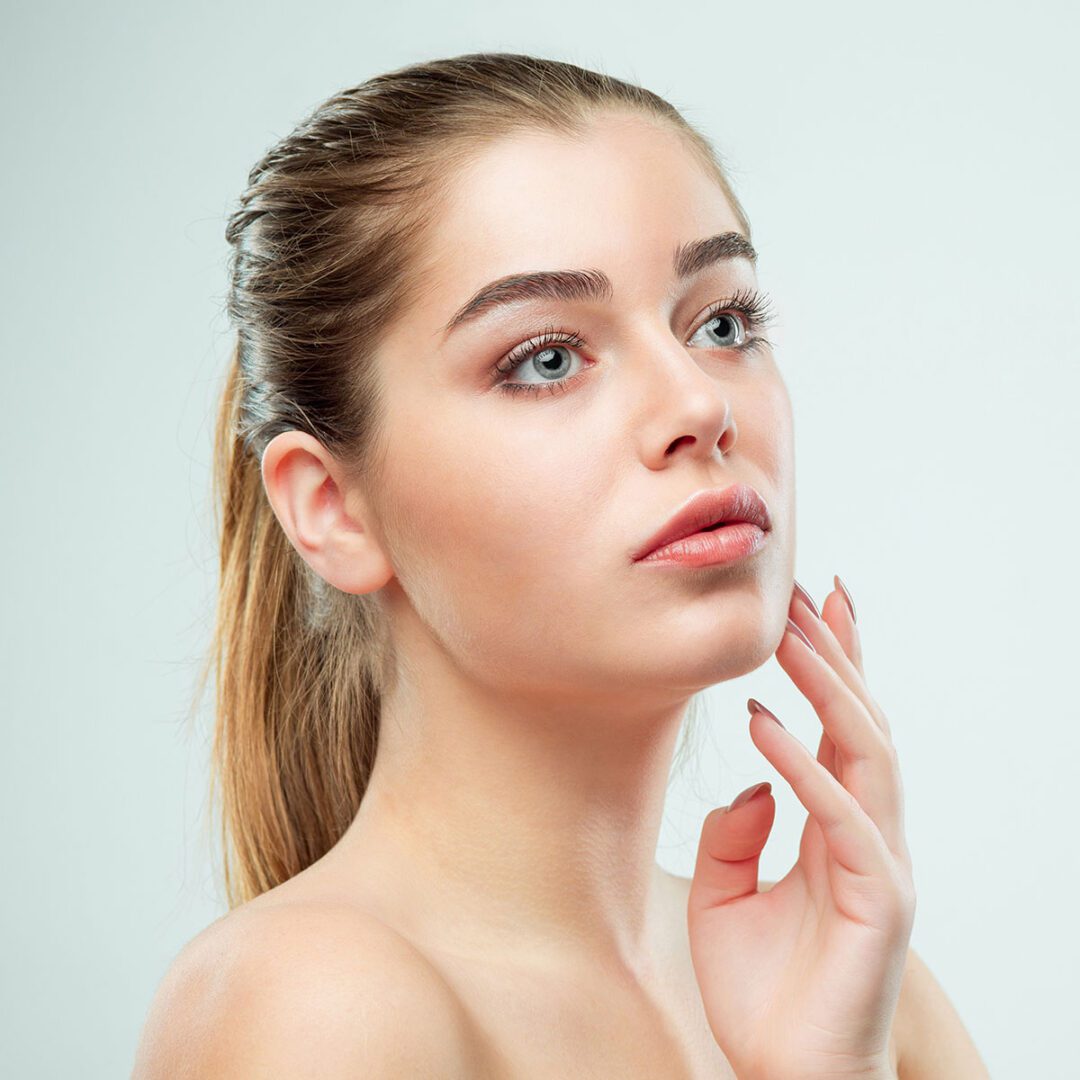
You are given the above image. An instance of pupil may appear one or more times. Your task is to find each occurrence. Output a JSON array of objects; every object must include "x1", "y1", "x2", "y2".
[{"x1": 538, "y1": 347, "x2": 565, "y2": 374}]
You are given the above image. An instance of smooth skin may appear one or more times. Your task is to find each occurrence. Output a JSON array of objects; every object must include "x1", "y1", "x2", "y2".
[
  {"x1": 689, "y1": 582, "x2": 915, "y2": 1079},
  {"x1": 133, "y1": 110, "x2": 990, "y2": 1077}
]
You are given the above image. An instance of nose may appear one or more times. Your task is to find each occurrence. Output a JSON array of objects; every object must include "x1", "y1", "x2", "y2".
[{"x1": 630, "y1": 329, "x2": 738, "y2": 465}]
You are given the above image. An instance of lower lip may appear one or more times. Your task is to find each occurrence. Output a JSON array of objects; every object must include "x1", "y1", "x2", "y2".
[{"x1": 635, "y1": 522, "x2": 768, "y2": 567}]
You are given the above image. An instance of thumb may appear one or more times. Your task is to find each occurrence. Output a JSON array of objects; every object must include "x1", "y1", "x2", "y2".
[{"x1": 688, "y1": 781, "x2": 775, "y2": 917}]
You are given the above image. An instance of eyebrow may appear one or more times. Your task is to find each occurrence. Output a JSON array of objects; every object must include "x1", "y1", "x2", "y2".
[{"x1": 439, "y1": 231, "x2": 758, "y2": 338}]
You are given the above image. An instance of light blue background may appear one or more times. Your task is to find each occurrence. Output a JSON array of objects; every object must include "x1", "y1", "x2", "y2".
[{"x1": 2, "y1": 1, "x2": 1076, "y2": 1076}]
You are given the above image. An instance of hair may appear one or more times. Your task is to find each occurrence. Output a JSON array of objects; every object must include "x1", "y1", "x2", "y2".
[{"x1": 192, "y1": 51, "x2": 754, "y2": 909}]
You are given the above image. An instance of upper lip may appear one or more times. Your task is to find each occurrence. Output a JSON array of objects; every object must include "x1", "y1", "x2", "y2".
[{"x1": 632, "y1": 483, "x2": 772, "y2": 560}]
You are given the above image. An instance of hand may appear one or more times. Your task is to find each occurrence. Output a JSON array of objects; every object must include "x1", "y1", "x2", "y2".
[{"x1": 687, "y1": 577, "x2": 914, "y2": 1080}]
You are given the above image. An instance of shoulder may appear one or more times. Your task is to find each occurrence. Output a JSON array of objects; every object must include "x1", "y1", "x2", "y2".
[
  {"x1": 893, "y1": 944, "x2": 990, "y2": 1079},
  {"x1": 131, "y1": 900, "x2": 483, "y2": 1079}
]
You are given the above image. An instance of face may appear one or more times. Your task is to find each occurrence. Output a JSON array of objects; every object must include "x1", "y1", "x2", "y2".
[{"x1": 354, "y1": 112, "x2": 795, "y2": 706}]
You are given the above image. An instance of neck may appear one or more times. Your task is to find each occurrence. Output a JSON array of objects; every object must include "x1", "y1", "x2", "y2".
[{"x1": 331, "y1": 621, "x2": 692, "y2": 982}]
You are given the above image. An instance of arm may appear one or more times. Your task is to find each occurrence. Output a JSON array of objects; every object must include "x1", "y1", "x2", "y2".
[
  {"x1": 131, "y1": 906, "x2": 480, "y2": 1079},
  {"x1": 895, "y1": 946, "x2": 990, "y2": 1080}
]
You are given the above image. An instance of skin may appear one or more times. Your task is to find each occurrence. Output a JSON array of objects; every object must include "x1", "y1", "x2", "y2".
[
  {"x1": 690, "y1": 593, "x2": 915, "y2": 1079},
  {"x1": 258, "y1": 111, "x2": 911, "y2": 1073}
]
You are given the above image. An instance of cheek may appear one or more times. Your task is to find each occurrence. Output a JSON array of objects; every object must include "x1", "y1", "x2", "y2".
[
  {"x1": 746, "y1": 375, "x2": 794, "y2": 476},
  {"x1": 381, "y1": 406, "x2": 597, "y2": 607},
  {"x1": 751, "y1": 377, "x2": 796, "y2": 572},
  {"x1": 382, "y1": 433, "x2": 613, "y2": 686}
]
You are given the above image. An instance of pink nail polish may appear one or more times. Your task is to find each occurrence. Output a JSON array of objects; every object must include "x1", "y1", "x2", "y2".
[
  {"x1": 747, "y1": 697, "x2": 785, "y2": 729},
  {"x1": 792, "y1": 578, "x2": 821, "y2": 620},
  {"x1": 730, "y1": 781, "x2": 772, "y2": 810},
  {"x1": 785, "y1": 617, "x2": 817, "y2": 653},
  {"x1": 834, "y1": 574, "x2": 857, "y2": 623}
]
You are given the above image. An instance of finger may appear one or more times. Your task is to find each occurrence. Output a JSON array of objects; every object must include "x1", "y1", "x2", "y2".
[
  {"x1": 822, "y1": 586, "x2": 895, "y2": 742},
  {"x1": 816, "y1": 725, "x2": 839, "y2": 779},
  {"x1": 789, "y1": 584, "x2": 891, "y2": 740},
  {"x1": 791, "y1": 584, "x2": 842, "y2": 780},
  {"x1": 687, "y1": 780, "x2": 775, "y2": 917},
  {"x1": 775, "y1": 622, "x2": 904, "y2": 857},
  {"x1": 746, "y1": 704, "x2": 896, "y2": 883},
  {"x1": 829, "y1": 574, "x2": 866, "y2": 676}
]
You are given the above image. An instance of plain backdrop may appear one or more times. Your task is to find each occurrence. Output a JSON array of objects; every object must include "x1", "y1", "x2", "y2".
[{"x1": 2, "y1": 1, "x2": 1077, "y2": 1076}]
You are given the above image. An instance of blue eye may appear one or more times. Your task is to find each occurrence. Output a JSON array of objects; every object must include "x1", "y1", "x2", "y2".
[
  {"x1": 491, "y1": 287, "x2": 777, "y2": 399},
  {"x1": 490, "y1": 330, "x2": 589, "y2": 398},
  {"x1": 689, "y1": 310, "x2": 748, "y2": 349}
]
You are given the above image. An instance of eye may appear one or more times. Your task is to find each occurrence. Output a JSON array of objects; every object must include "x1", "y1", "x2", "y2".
[
  {"x1": 687, "y1": 308, "x2": 751, "y2": 349},
  {"x1": 508, "y1": 343, "x2": 583, "y2": 386},
  {"x1": 491, "y1": 328, "x2": 590, "y2": 398},
  {"x1": 682, "y1": 288, "x2": 777, "y2": 362},
  {"x1": 489, "y1": 288, "x2": 777, "y2": 400}
]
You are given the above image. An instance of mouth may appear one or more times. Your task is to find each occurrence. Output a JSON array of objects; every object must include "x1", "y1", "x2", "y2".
[{"x1": 632, "y1": 483, "x2": 771, "y2": 562}]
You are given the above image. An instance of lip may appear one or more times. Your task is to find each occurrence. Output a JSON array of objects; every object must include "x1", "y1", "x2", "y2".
[{"x1": 632, "y1": 483, "x2": 772, "y2": 562}]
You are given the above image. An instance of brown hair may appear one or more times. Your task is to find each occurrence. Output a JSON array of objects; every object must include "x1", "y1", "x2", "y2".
[{"x1": 193, "y1": 51, "x2": 754, "y2": 909}]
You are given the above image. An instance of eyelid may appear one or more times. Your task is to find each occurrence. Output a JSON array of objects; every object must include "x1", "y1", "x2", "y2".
[
  {"x1": 690, "y1": 303, "x2": 757, "y2": 346},
  {"x1": 695, "y1": 287, "x2": 776, "y2": 332},
  {"x1": 490, "y1": 287, "x2": 777, "y2": 391}
]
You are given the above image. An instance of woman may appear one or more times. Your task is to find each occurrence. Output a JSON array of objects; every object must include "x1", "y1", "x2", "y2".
[{"x1": 133, "y1": 52, "x2": 988, "y2": 1079}]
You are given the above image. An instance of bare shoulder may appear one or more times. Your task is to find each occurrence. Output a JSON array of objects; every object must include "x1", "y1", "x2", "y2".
[
  {"x1": 131, "y1": 900, "x2": 483, "y2": 1079},
  {"x1": 894, "y1": 945, "x2": 990, "y2": 1079}
]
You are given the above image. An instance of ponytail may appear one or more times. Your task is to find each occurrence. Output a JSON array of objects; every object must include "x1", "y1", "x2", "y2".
[{"x1": 192, "y1": 343, "x2": 389, "y2": 908}]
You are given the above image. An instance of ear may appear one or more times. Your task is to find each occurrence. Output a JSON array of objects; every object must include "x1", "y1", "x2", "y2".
[{"x1": 260, "y1": 430, "x2": 394, "y2": 595}]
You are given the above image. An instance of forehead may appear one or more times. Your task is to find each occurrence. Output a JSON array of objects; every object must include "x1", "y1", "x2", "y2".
[{"x1": 417, "y1": 114, "x2": 745, "y2": 315}]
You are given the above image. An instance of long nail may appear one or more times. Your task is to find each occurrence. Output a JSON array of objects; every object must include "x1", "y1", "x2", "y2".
[
  {"x1": 792, "y1": 578, "x2": 821, "y2": 619},
  {"x1": 730, "y1": 780, "x2": 772, "y2": 810},
  {"x1": 785, "y1": 617, "x2": 817, "y2": 653},
  {"x1": 834, "y1": 574, "x2": 857, "y2": 624},
  {"x1": 747, "y1": 697, "x2": 785, "y2": 728}
]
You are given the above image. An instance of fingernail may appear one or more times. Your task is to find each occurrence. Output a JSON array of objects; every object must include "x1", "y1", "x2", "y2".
[
  {"x1": 730, "y1": 781, "x2": 772, "y2": 810},
  {"x1": 791, "y1": 578, "x2": 821, "y2": 619},
  {"x1": 785, "y1": 617, "x2": 817, "y2": 653},
  {"x1": 747, "y1": 697, "x2": 785, "y2": 729},
  {"x1": 834, "y1": 574, "x2": 857, "y2": 624}
]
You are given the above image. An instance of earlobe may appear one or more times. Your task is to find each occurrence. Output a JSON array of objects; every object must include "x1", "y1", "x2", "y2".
[{"x1": 260, "y1": 430, "x2": 394, "y2": 596}]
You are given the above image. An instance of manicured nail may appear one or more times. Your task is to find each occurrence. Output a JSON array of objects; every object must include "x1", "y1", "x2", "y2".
[
  {"x1": 834, "y1": 574, "x2": 857, "y2": 624},
  {"x1": 785, "y1": 617, "x2": 817, "y2": 653},
  {"x1": 792, "y1": 578, "x2": 821, "y2": 619},
  {"x1": 747, "y1": 697, "x2": 785, "y2": 729},
  {"x1": 730, "y1": 780, "x2": 772, "y2": 810}
]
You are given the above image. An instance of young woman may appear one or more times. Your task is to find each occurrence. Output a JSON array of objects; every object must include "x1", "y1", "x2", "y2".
[{"x1": 133, "y1": 52, "x2": 989, "y2": 1079}]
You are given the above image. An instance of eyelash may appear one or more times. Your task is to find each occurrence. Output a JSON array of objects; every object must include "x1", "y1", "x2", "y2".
[{"x1": 490, "y1": 286, "x2": 778, "y2": 398}]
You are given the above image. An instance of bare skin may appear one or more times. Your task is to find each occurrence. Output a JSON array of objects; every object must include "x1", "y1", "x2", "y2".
[
  {"x1": 179, "y1": 112, "x2": 904, "y2": 1075},
  {"x1": 251, "y1": 112, "x2": 801, "y2": 1073},
  {"x1": 228, "y1": 863, "x2": 747, "y2": 1077},
  {"x1": 208, "y1": 867, "x2": 899, "y2": 1078}
]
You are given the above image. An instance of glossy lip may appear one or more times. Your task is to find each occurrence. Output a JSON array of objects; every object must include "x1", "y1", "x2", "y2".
[{"x1": 631, "y1": 483, "x2": 772, "y2": 562}]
